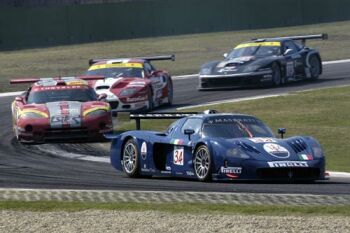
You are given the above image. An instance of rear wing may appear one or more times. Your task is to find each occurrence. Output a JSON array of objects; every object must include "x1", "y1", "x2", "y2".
[
  {"x1": 10, "y1": 75, "x2": 105, "y2": 84},
  {"x1": 89, "y1": 54, "x2": 175, "y2": 66},
  {"x1": 114, "y1": 110, "x2": 218, "y2": 130},
  {"x1": 253, "y1": 33, "x2": 328, "y2": 46}
]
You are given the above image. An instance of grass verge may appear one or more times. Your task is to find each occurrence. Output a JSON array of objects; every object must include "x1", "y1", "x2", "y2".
[
  {"x1": 1, "y1": 20, "x2": 350, "y2": 92},
  {"x1": 1, "y1": 201, "x2": 350, "y2": 216},
  {"x1": 117, "y1": 86, "x2": 350, "y2": 172}
]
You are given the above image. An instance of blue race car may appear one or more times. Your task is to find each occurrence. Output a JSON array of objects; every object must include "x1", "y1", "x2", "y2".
[{"x1": 107, "y1": 111, "x2": 326, "y2": 182}]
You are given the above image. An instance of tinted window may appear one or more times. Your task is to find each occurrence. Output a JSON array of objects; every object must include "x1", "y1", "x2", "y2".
[
  {"x1": 202, "y1": 120, "x2": 274, "y2": 138},
  {"x1": 27, "y1": 88, "x2": 98, "y2": 104},
  {"x1": 181, "y1": 118, "x2": 203, "y2": 134},
  {"x1": 284, "y1": 41, "x2": 299, "y2": 54}
]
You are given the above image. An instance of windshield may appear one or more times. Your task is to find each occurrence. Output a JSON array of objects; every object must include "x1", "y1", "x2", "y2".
[
  {"x1": 86, "y1": 67, "x2": 144, "y2": 78},
  {"x1": 202, "y1": 120, "x2": 274, "y2": 139},
  {"x1": 27, "y1": 88, "x2": 98, "y2": 104},
  {"x1": 228, "y1": 42, "x2": 281, "y2": 59}
]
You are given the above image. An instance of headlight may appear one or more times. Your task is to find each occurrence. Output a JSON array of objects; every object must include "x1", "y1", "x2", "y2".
[
  {"x1": 86, "y1": 109, "x2": 107, "y2": 117},
  {"x1": 243, "y1": 65, "x2": 260, "y2": 72},
  {"x1": 309, "y1": 139, "x2": 324, "y2": 158},
  {"x1": 200, "y1": 67, "x2": 211, "y2": 75},
  {"x1": 226, "y1": 147, "x2": 250, "y2": 159},
  {"x1": 120, "y1": 88, "x2": 137, "y2": 97},
  {"x1": 19, "y1": 112, "x2": 47, "y2": 119}
]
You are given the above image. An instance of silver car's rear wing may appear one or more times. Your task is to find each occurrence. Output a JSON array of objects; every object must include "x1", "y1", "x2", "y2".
[{"x1": 89, "y1": 54, "x2": 175, "y2": 66}]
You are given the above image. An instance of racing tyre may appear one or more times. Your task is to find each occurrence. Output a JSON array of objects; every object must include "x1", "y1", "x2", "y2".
[
  {"x1": 194, "y1": 145, "x2": 212, "y2": 182},
  {"x1": 122, "y1": 138, "x2": 140, "y2": 178},
  {"x1": 147, "y1": 87, "x2": 154, "y2": 111},
  {"x1": 309, "y1": 55, "x2": 321, "y2": 80},
  {"x1": 271, "y1": 63, "x2": 282, "y2": 86},
  {"x1": 166, "y1": 79, "x2": 173, "y2": 106}
]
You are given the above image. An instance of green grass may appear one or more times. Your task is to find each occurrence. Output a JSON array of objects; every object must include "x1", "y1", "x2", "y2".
[
  {"x1": 1, "y1": 20, "x2": 350, "y2": 92},
  {"x1": 1, "y1": 201, "x2": 350, "y2": 216},
  {"x1": 118, "y1": 86, "x2": 350, "y2": 172}
]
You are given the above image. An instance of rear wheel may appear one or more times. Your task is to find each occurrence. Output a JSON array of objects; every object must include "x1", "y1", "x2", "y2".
[
  {"x1": 166, "y1": 79, "x2": 173, "y2": 106},
  {"x1": 271, "y1": 63, "x2": 282, "y2": 86},
  {"x1": 122, "y1": 138, "x2": 140, "y2": 178},
  {"x1": 309, "y1": 55, "x2": 321, "y2": 80},
  {"x1": 194, "y1": 145, "x2": 212, "y2": 182}
]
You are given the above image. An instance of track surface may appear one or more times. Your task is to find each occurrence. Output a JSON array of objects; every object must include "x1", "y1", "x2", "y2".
[{"x1": 1, "y1": 62, "x2": 350, "y2": 194}]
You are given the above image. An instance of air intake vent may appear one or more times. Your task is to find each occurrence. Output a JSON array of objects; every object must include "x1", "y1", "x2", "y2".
[
  {"x1": 287, "y1": 139, "x2": 307, "y2": 153},
  {"x1": 240, "y1": 142, "x2": 261, "y2": 154}
]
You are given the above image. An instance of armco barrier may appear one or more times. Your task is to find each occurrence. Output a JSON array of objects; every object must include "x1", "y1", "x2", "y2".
[{"x1": 0, "y1": 0, "x2": 350, "y2": 50}]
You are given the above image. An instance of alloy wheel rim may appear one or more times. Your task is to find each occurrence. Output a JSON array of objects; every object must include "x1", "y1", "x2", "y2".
[
  {"x1": 194, "y1": 147, "x2": 210, "y2": 179},
  {"x1": 123, "y1": 143, "x2": 137, "y2": 173}
]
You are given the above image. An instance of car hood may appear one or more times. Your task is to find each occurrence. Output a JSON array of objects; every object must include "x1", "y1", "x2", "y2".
[
  {"x1": 214, "y1": 137, "x2": 314, "y2": 161},
  {"x1": 23, "y1": 101, "x2": 109, "y2": 128},
  {"x1": 201, "y1": 56, "x2": 279, "y2": 75},
  {"x1": 94, "y1": 77, "x2": 149, "y2": 96}
]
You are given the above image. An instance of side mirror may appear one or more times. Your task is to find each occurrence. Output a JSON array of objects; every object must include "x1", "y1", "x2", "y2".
[
  {"x1": 283, "y1": 48, "x2": 293, "y2": 56},
  {"x1": 15, "y1": 96, "x2": 24, "y2": 102},
  {"x1": 278, "y1": 128, "x2": 286, "y2": 139},
  {"x1": 98, "y1": 93, "x2": 107, "y2": 101},
  {"x1": 184, "y1": 129, "x2": 195, "y2": 140},
  {"x1": 223, "y1": 53, "x2": 228, "y2": 58}
]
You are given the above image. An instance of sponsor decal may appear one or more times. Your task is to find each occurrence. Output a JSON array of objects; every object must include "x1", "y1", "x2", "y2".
[
  {"x1": 249, "y1": 138, "x2": 277, "y2": 143},
  {"x1": 186, "y1": 171, "x2": 194, "y2": 176},
  {"x1": 170, "y1": 139, "x2": 184, "y2": 145},
  {"x1": 141, "y1": 142, "x2": 147, "y2": 160},
  {"x1": 267, "y1": 161, "x2": 308, "y2": 168},
  {"x1": 173, "y1": 146, "x2": 184, "y2": 166},
  {"x1": 161, "y1": 171, "x2": 171, "y2": 174},
  {"x1": 299, "y1": 154, "x2": 313, "y2": 161},
  {"x1": 235, "y1": 41, "x2": 281, "y2": 49},
  {"x1": 37, "y1": 85, "x2": 87, "y2": 91},
  {"x1": 166, "y1": 166, "x2": 171, "y2": 171},
  {"x1": 126, "y1": 96, "x2": 148, "y2": 103},
  {"x1": 263, "y1": 143, "x2": 290, "y2": 158},
  {"x1": 141, "y1": 168, "x2": 150, "y2": 172},
  {"x1": 88, "y1": 63, "x2": 143, "y2": 71},
  {"x1": 220, "y1": 166, "x2": 242, "y2": 174}
]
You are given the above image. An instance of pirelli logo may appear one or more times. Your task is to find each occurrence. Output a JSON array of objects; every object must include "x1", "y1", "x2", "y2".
[{"x1": 267, "y1": 161, "x2": 309, "y2": 168}]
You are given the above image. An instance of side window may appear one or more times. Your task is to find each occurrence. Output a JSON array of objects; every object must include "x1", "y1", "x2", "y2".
[
  {"x1": 144, "y1": 62, "x2": 154, "y2": 75},
  {"x1": 284, "y1": 41, "x2": 299, "y2": 54},
  {"x1": 181, "y1": 118, "x2": 203, "y2": 134}
]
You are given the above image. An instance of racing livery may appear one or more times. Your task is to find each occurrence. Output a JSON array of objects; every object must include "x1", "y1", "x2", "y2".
[
  {"x1": 86, "y1": 55, "x2": 174, "y2": 112},
  {"x1": 199, "y1": 34, "x2": 328, "y2": 89},
  {"x1": 107, "y1": 111, "x2": 326, "y2": 182},
  {"x1": 11, "y1": 76, "x2": 113, "y2": 143}
]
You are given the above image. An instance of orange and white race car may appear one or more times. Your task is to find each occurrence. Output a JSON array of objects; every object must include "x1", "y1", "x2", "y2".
[
  {"x1": 85, "y1": 55, "x2": 174, "y2": 112},
  {"x1": 11, "y1": 76, "x2": 113, "y2": 143}
]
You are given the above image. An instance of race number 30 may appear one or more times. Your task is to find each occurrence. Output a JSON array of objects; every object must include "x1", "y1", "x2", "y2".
[{"x1": 173, "y1": 147, "x2": 184, "y2": 166}]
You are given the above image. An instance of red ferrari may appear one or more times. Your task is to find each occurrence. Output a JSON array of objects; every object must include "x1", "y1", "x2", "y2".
[
  {"x1": 85, "y1": 55, "x2": 174, "y2": 112},
  {"x1": 11, "y1": 76, "x2": 113, "y2": 143}
]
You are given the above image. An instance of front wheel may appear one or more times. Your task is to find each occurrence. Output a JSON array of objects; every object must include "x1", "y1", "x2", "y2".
[
  {"x1": 166, "y1": 79, "x2": 173, "y2": 106},
  {"x1": 271, "y1": 63, "x2": 282, "y2": 86},
  {"x1": 122, "y1": 138, "x2": 140, "y2": 178},
  {"x1": 309, "y1": 55, "x2": 321, "y2": 80},
  {"x1": 194, "y1": 145, "x2": 212, "y2": 182}
]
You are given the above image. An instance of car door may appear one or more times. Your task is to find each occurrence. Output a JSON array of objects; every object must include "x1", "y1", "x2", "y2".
[
  {"x1": 166, "y1": 118, "x2": 203, "y2": 175},
  {"x1": 283, "y1": 40, "x2": 304, "y2": 79}
]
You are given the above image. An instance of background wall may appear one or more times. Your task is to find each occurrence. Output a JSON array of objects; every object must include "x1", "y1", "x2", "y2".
[{"x1": 0, "y1": 0, "x2": 349, "y2": 50}]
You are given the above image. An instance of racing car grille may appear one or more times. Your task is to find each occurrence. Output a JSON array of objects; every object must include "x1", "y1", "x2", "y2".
[
  {"x1": 109, "y1": 101, "x2": 119, "y2": 109},
  {"x1": 257, "y1": 168, "x2": 320, "y2": 180},
  {"x1": 43, "y1": 128, "x2": 90, "y2": 140},
  {"x1": 287, "y1": 139, "x2": 308, "y2": 153}
]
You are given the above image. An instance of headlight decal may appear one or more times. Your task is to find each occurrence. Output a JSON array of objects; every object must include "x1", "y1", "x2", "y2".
[
  {"x1": 18, "y1": 109, "x2": 48, "y2": 119},
  {"x1": 83, "y1": 106, "x2": 110, "y2": 117}
]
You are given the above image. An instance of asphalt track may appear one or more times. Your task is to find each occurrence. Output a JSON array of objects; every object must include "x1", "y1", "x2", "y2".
[{"x1": 0, "y1": 61, "x2": 350, "y2": 194}]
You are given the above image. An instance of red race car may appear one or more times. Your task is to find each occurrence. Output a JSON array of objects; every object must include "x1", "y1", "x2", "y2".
[
  {"x1": 85, "y1": 55, "x2": 174, "y2": 112},
  {"x1": 11, "y1": 76, "x2": 113, "y2": 143}
]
